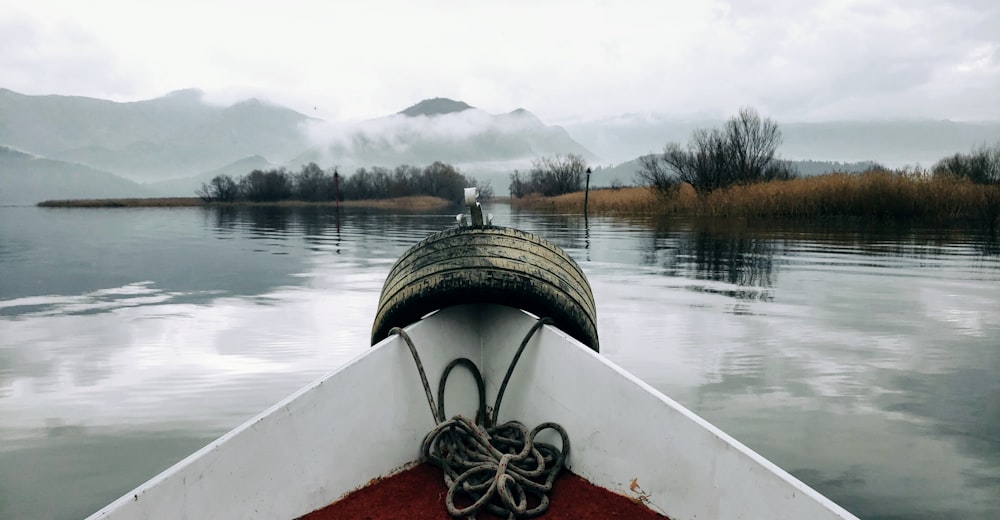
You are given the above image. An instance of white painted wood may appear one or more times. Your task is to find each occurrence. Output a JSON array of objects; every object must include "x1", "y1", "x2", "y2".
[
  {"x1": 479, "y1": 305, "x2": 858, "y2": 520},
  {"x1": 88, "y1": 304, "x2": 859, "y2": 520},
  {"x1": 86, "y1": 309, "x2": 481, "y2": 520}
]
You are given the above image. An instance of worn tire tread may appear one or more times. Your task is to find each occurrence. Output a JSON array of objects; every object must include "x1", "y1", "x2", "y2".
[{"x1": 371, "y1": 226, "x2": 599, "y2": 351}]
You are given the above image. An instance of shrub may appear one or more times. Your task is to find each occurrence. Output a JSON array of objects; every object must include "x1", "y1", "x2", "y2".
[
  {"x1": 635, "y1": 153, "x2": 681, "y2": 196},
  {"x1": 656, "y1": 107, "x2": 797, "y2": 194},
  {"x1": 196, "y1": 174, "x2": 240, "y2": 202},
  {"x1": 933, "y1": 143, "x2": 1000, "y2": 184},
  {"x1": 241, "y1": 169, "x2": 293, "y2": 202},
  {"x1": 509, "y1": 154, "x2": 588, "y2": 197},
  {"x1": 294, "y1": 163, "x2": 335, "y2": 201}
]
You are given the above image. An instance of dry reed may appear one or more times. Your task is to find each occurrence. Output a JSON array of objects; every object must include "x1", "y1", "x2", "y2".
[
  {"x1": 510, "y1": 187, "x2": 660, "y2": 215},
  {"x1": 512, "y1": 172, "x2": 1000, "y2": 223}
]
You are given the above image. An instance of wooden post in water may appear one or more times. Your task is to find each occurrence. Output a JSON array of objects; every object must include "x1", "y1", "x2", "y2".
[
  {"x1": 333, "y1": 170, "x2": 340, "y2": 211},
  {"x1": 583, "y1": 167, "x2": 592, "y2": 216}
]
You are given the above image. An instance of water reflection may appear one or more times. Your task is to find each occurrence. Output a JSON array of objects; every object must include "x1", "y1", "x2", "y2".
[
  {"x1": 0, "y1": 431, "x2": 215, "y2": 520},
  {"x1": 213, "y1": 205, "x2": 291, "y2": 234},
  {"x1": 876, "y1": 366, "x2": 1000, "y2": 478},
  {"x1": 504, "y1": 210, "x2": 1000, "y2": 519},
  {"x1": 2, "y1": 206, "x2": 999, "y2": 520},
  {"x1": 606, "y1": 217, "x2": 783, "y2": 301}
]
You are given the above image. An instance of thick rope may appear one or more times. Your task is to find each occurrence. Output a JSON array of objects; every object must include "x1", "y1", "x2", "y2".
[{"x1": 390, "y1": 317, "x2": 569, "y2": 519}]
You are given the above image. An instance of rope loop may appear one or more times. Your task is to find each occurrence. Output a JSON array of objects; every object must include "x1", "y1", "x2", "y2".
[{"x1": 390, "y1": 316, "x2": 568, "y2": 519}]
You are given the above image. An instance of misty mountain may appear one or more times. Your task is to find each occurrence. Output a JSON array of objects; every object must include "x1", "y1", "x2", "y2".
[
  {"x1": 0, "y1": 88, "x2": 314, "y2": 182},
  {"x1": 781, "y1": 121, "x2": 1000, "y2": 167},
  {"x1": 0, "y1": 89, "x2": 594, "y2": 199},
  {"x1": 399, "y1": 97, "x2": 474, "y2": 117},
  {"x1": 566, "y1": 115, "x2": 1000, "y2": 168},
  {"x1": 148, "y1": 155, "x2": 277, "y2": 196},
  {"x1": 313, "y1": 98, "x2": 595, "y2": 168},
  {"x1": 7, "y1": 86, "x2": 997, "y2": 202},
  {"x1": 0, "y1": 146, "x2": 152, "y2": 205}
]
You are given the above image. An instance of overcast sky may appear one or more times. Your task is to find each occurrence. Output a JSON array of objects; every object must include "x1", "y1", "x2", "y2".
[{"x1": 2, "y1": 0, "x2": 997, "y2": 124}]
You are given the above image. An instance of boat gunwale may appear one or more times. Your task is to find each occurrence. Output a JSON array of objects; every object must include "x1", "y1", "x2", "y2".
[{"x1": 87, "y1": 304, "x2": 859, "y2": 520}]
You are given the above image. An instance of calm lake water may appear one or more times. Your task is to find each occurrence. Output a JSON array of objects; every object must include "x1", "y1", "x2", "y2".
[{"x1": 1, "y1": 204, "x2": 998, "y2": 520}]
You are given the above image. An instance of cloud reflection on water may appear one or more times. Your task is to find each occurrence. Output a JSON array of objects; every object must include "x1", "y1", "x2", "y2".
[{"x1": 1, "y1": 206, "x2": 999, "y2": 520}]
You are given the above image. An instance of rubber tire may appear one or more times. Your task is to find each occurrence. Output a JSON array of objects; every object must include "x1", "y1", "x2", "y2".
[{"x1": 371, "y1": 226, "x2": 599, "y2": 351}]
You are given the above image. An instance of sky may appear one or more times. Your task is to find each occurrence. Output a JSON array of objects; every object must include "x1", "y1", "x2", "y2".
[{"x1": 2, "y1": 0, "x2": 998, "y2": 124}]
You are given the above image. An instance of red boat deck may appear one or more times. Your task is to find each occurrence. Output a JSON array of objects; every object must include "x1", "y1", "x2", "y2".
[{"x1": 298, "y1": 463, "x2": 668, "y2": 519}]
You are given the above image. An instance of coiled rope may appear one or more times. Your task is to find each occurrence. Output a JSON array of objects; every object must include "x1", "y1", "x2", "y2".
[{"x1": 389, "y1": 317, "x2": 570, "y2": 519}]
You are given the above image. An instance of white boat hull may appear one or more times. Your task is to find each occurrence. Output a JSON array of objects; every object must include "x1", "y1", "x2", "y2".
[{"x1": 88, "y1": 304, "x2": 858, "y2": 520}]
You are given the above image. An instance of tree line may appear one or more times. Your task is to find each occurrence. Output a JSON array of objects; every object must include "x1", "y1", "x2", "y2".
[
  {"x1": 202, "y1": 110, "x2": 999, "y2": 205},
  {"x1": 505, "y1": 109, "x2": 797, "y2": 200},
  {"x1": 508, "y1": 154, "x2": 589, "y2": 197},
  {"x1": 932, "y1": 144, "x2": 1000, "y2": 185},
  {"x1": 197, "y1": 161, "x2": 493, "y2": 203},
  {"x1": 634, "y1": 107, "x2": 798, "y2": 196},
  {"x1": 630, "y1": 106, "x2": 999, "y2": 196}
]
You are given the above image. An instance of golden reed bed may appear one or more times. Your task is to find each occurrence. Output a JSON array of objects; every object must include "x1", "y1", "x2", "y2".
[{"x1": 512, "y1": 172, "x2": 1000, "y2": 222}]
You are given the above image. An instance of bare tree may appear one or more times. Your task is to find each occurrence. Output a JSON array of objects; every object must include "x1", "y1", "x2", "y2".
[
  {"x1": 509, "y1": 170, "x2": 526, "y2": 198},
  {"x1": 196, "y1": 174, "x2": 240, "y2": 202},
  {"x1": 509, "y1": 154, "x2": 588, "y2": 197},
  {"x1": 726, "y1": 107, "x2": 782, "y2": 181},
  {"x1": 634, "y1": 154, "x2": 680, "y2": 195},
  {"x1": 933, "y1": 143, "x2": 1000, "y2": 184},
  {"x1": 294, "y1": 162, "x2": 333, "y2": 201},
  {"x1": 658, "y1": 107, "x2": 796, "y2": 194},
  {"x1": 467, "y1": 177, "x2": 495, "y2": 200},
  {"x1": 421, "y1": 161, "x2": 466, "y2": 200},
  {"x1": 241, "y1": 169, "x2": 292, "y2": 201},
  {"x1": 339, "y1": 161, "x2": 478, "y2": 202}
]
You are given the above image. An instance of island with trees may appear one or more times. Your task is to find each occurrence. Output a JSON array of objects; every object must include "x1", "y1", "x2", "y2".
[{"x1": 38, "y1": 161, "x2": 494, "y2": 209}]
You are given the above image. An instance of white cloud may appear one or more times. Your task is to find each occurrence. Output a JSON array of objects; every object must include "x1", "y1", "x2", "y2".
[
  {"x1": 301, "y1": 104, "x2": 555, "y2": 169},
  {"x1": 1, "y1": 0, "x2": 997, "y2": 122}
]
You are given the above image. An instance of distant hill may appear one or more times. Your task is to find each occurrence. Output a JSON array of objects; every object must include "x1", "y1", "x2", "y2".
[
  {"x1": 789, "y1": 159, "x2": 881, "y2": 176},
  {"x1": 590, "y1": 155, "x2": 881, "y2": 187},
  {"x1": 0, "y1": 89, "x2": 594, "y2": 199},
  {"x1": 0, "y1": 88, "x2": 314, "y2": 181},
  {"x1": 147, "y1": 155, "x2": 277, "y2": 196},
  {"x1": 0, "y1": 146, "x2": 152, "y2": 205},
  {"x1": 399, "y1": 97, "x2": 474, "y2": 117},
  {"x1": 316, "y1": 98, "x2": 595, "y2": 167},
  {"x1": 11, "y1": 87, "x2": 994, "y2": 201},
  {"x1": 781, "y1": 121, "x2": 1000, "y2": 167},
  {"x1": 565, "y1": 115, "x2": 1000, "y2": 168}
]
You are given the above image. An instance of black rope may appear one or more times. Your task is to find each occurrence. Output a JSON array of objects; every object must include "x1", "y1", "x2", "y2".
[{"x1": 389, "y1": 317, "x2": 569, "y2": 519}]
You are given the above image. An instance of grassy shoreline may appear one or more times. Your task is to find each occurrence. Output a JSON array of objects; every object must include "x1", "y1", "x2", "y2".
[
  {"x1": 37, "y1": 195, "x2": 453, "y2": 211},
  {"x1": 512, "y1": 171, "x2": 1000, "y2": 223}
]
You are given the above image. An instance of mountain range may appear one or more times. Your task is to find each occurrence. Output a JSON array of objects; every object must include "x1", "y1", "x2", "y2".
[
  {"x1": 0, "y1": 89, "x2": 594, "y2": 204},
  {"x1": 0, "y1": 146, "x2": 155, "y2": 204},
  {"x1": 312, "y1": 97, "x2": 594, "y2": 169},
  {"x1": 2, "y1": 87, "x2": 999, "y2": 205},
  {"x1": 0, "y1": 88, "x2": 311, "y2": 180}
]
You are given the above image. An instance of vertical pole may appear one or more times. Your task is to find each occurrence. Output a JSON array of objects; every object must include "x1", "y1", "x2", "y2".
[
  {"x1": 333, "y1": 170, "x2": 341, "y2": 235},
  {"x1": 333, "y1": 171, "x2": 340, "y2": 211},
  {"x1": 583, "y1": 167, "x2": 592, "y2": 215}
]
